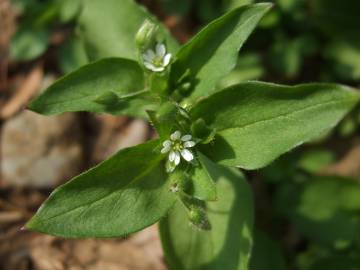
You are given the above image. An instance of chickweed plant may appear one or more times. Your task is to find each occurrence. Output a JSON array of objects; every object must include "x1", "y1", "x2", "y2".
[{"x1": 26, "y1": 1, "x2": 359, "y2": 269}]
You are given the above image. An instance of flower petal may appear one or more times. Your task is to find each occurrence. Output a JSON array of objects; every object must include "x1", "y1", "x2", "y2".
[
  {"x1": 161, "y1": 145, "x2": 171, "y2": 153},
  {"x1": 144, "y1": 62, "x2": 157, "y2": 71},
  {"x1": 181, "y1": 134, "x2": 192, "y2": 141},
  {"x1": 163, "y1": 140, "x2": 171, "y2": 147},
  {"x1": 166, "y1": 161, "x2": 176, "y2": 173},
  {"x1": 163, "y1": 53, "x2": 172, "y2": 66},
  {"x1": 174, "y1": 151, "x2": 181, "y2": 165},
  {"x1": 144, "y1": 62, "x2": 164, "y2": 72},
  {"x1": 153, "y1": 66, "x2": 165, "y2": 72},
  {"x1": 142, "y1": 54, "x2": 151, "y2": 62},
  {"x1": 170, "y1": 130, "x2": 181, "y2": 141},
  {"x1": 169, "y1": 151, "x2": 176, "y2": 162},
  {"x1": 143, "y1": 50, "x2": 155, "y2": 61},
  {"x1": 181, "y1": 149, "x2": 194, "y2": 162},
  {"x1": 184, "y1": 141, "x2": 196, "y2": 148},
  {"x1": 156, "y1": 43, "x2": 166, "y2": 57}
]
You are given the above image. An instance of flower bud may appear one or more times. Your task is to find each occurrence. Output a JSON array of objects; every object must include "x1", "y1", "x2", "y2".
[
  {"x1": 179, "y1": 82, "x2": 192, "y2": 94},
  {"x1": 135, "y1": 19, "x2": 159, "y2": 50},
  {"x1": 191, "y1": 118, "x2": 216, "y2": 144},
  {"x1": 93, "y1": 91, "x2": 119, "y2": 106},
  {"x1": 188, "y1": 207, "x2": 211, "y2": 230},
  {"x1": 168, "y1": 170, "x2": 189, "y2": 192}
]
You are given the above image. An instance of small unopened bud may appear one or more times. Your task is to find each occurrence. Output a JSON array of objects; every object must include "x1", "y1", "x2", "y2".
[
  {"x1": 135, "y1": 19, "x2": 159, "y2": 49},
  {"x1": 188, "y1": 207, "x2": 211, "y2": 230},
  {"x1": 191, "y1": 118, "x2": 216, "y2": 144},
  {"x1": 169, "y1": 170, "x2": 189, "y2": 192},
  {"x1": 169, "y1": 182, "x2": 180, "y2": 193},
  {"x1": 179, "y1": 82, "x2": 192, "y2": 94}
]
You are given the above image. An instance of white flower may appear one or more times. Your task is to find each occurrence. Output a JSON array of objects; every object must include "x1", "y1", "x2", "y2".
[
  {"x1": 143, "y1": 43, "x2": 172, "y2": 72},
  {"x1": 161, "y1": 130, "x2": 196, "y2": 172}
]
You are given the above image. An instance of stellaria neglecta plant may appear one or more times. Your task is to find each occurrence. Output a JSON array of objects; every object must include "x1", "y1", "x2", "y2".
[{"x1": 25, "y1": 0, "x2": 360, "y2": 269}]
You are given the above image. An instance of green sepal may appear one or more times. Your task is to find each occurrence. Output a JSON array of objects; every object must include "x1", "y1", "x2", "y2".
[{"x1": 135, "y1": 19, "x2": 159, "y2": 51}]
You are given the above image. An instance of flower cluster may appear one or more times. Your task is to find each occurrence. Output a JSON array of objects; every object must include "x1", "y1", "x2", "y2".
[
  {"x1": 161, "y1": 130, "x2": 196, "y2": 172},
  {"x1": 143, "y1": 43, "x2": 171, "y2": 72}
]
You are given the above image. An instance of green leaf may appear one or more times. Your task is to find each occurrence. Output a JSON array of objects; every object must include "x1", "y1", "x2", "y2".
[
  {"x1": 160, "y1": 165, "x2": 254, "y2": 270},
  {"x1": 195, "y1": 0, "x2": 223, "y2": 23},
  {"x1": 26, "y1": 140, "x2": 176, "y2": 238},
  {"x1": 161, "y1": 0, "x2": 191, "y2": 16},
  {"x1": 297, "y1": 176, "x2": 360, "y2": 216},
  {"x1": 293, "y1": 209, "x2": 359, "y2": 248},
  {"x1": 250, "y1": 230, "x2": 287, "y2": 270},
  {"x1": 170, "y1": 3, "x2": 272, "y2": 103},
  {"x1": 10, "y1": 0, "x2": 67, "y2": 62},
  {"x1": 309, "y1": 256, "x2": 360, "y2": 270},
  {"x1": 15, "y1": 0, "x2": 59, "y2": 28},
  {"x1": 324, "y1": 40, "x2": 360, "y2": 81},
  {"x1": 59, "y1": 0, "x2": 81, "y2": 23},
  {"x1": 277, "y1": 0, "x2": 300, "y2": 12},
  {"x1": 269, "y1": 35, "x2": 303, "y2": 79},
  {"x1": 298, "y1": 150, "x2": 334, "y2": 173},
  {"x1": 78, "y1": 0, "x2": 179, "y2": 61},
  {"x1": 190, "y1": 152, "x2": 217, "y2": 201},
  {"x1": 218, "y1": 53, "x2": 264, "y2": 89},
  {"x1": 58, "y1": 35, "x2": 89, "y2": 74},
  {"x1": 10, "y1": 27, "x2": 49, "y2": 61},
  {"x1": 29, "y1": 58, "x2": 158, "y2": 118},
  {"x1": 226, "y1": 0, "x2": 254, "y2": 11},
  {"x1": 280, "y1": 176, "x2": 360, "y2": 247},
  {"x1": 191, "y1": 81, "x2": 360, "y2": 170}
]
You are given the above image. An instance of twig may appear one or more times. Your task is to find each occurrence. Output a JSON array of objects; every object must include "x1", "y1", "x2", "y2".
[
  {"x1": 0, "y1": 64, "x2": 43, "y2": 120},
  {"x1": 0, "y1": 211, "x2": 23, "y2": 224}
]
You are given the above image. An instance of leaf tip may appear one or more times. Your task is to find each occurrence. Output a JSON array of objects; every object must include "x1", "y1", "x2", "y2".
[
  {"x1": 256, "y1": 2, "x2": 274, "y2": 10},
  {"x1": 27, "y1": 99, "x2": 41, "y2": 114},
  {"x1": 24, "y1": 217, "x2": 37, "y2": 231}
]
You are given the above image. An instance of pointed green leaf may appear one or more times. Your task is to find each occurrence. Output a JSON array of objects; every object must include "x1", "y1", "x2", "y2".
[
  {"x1": 190, "y1": 152, "x2": 217, "y2": 201},
  {"x1": 29, "y1": 58, "x2": 158, "y2": 118},
  {"x1": 26, "y1": 140, "x2": 176, "y2": 238},
  {"x1": 58, "y1": 34, "x2": 89, "y2": 74},
  {"x1": 170, "y1": 3, "x2": 272, "y2": 103},
  {"x1": 78, "y1": 0, "x2": 179, "y2": 61},
  {"x1": 59, "y1": 0, "x2": 81, "y2": 23},
  {"x1": 191, "y1": 81, "x2": 360, "y2": 170},
  {"x1": 160, "y1": 165, "x2": 254, "y2": 270},
  {"x1": 10, "y1": 27, "x2": 49, "y2": 61}
]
